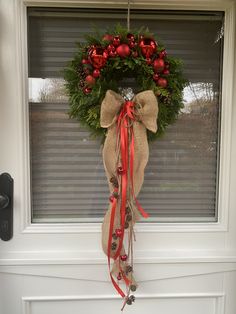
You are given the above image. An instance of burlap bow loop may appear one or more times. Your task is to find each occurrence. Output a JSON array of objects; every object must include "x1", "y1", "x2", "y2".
[
  {"x1": 100, "y1": 89, "x2": 158, "y2": 132},
  {"x1": 133, "y1": 90, "x2": 158, "y2": 133}
]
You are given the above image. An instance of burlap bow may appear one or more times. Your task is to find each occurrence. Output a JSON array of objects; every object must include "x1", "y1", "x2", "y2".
[{"x1": 100, "y1": 89, "x2": 158, "y2": 307}]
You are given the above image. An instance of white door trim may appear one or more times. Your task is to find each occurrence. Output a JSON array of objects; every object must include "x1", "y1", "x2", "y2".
[{"x1": 14, "y1": 0, "x2": 235, "y2": 234}]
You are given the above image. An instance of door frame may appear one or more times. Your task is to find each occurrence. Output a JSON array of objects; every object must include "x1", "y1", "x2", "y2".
[{"x1": 0, "y1": 0, "x2": 235, "y2": 265}]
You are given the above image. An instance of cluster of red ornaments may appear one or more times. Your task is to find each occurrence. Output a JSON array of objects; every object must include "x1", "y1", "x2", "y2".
[{"x1": 80, "y1": 33, "x2": 170, "y2": 94}]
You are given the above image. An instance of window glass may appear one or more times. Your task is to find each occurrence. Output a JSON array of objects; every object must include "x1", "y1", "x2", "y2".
[{"x1": 28, "y1": 8, "x2": 223, "y2": 222}]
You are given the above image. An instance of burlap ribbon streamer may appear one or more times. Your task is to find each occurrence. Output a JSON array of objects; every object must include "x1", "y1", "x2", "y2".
[{"x1": 100, "y1": 89, "x2": 158, "y2": 306}]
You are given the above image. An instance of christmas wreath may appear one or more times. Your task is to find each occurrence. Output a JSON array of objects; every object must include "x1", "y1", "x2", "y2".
[
  {"x1": 64, "y1": 25, "x2": 186, "y2": 141},
  {"x1": 64, "y1": 25, "x2": 187, "y2": 309}
]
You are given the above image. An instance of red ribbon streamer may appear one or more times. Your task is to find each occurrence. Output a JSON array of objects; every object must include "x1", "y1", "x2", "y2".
[{"x1": 107, "y1": 100, "x2": 149, "y2": 300}]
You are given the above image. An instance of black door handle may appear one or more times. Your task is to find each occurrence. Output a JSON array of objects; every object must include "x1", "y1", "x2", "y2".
[
  {"x1": 0, "y1": 173, "x2": 13, "y2": 241},
  {"x1": 0, "y1": 193, "x2": 10, "y2": 209}
]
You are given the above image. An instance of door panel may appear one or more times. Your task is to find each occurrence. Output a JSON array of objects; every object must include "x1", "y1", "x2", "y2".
[{"x1": 0, "y1": 1, "x2": 236, "y2": 314}]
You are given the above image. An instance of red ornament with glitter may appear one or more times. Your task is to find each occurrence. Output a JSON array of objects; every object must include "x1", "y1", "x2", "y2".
[
  {"x1": 139, "y1": 38, "x2": 157, "y2": 57},
  {"x1": 89, "y1": 47, "x2": 108, "y2": 69},
  {"x1": 113, "y1": 35, "x2": 121, "y2": 47}
]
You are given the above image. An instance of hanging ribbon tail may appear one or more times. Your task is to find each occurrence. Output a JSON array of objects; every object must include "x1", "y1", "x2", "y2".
[{"x1": 101, "y1": 90, "x2": 158, "y2": 309}]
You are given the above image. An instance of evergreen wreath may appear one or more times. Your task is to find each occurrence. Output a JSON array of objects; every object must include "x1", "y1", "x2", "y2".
[{"x1": 64, "y1": 25, "x2": 187, "y2": 140}]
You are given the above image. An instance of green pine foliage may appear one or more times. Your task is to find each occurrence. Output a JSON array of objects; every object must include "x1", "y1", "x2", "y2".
[{"x1": 64, "y1": 25, "x2": 187, "y2": 141}]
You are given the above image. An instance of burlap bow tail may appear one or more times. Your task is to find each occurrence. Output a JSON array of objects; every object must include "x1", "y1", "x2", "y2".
[{"x1": 101, "y1": 89, "x2": 158, "y2": 308}]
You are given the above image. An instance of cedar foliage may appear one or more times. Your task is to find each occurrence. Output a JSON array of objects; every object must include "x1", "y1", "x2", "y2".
[{"x1": 64, "y1": 25, "x2": 187, "y2": 141}]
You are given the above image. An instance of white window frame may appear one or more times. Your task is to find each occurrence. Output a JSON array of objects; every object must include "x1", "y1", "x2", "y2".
[{"x1": 14, "y1": 0, "x2": 235, "y2": 237}]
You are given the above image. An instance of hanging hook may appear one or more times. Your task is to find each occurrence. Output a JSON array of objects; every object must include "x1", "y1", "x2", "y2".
[{"x1": 127, "y1": 0, "x2": 131, "y2": 31}]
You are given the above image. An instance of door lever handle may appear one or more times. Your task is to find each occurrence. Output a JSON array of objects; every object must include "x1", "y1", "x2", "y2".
[
  {"x1": 0, "y1": 193, "x2": 10, "y2": 209},
  {"x1": 0, "y1": 173, "x2": 13, "y2": 241}
]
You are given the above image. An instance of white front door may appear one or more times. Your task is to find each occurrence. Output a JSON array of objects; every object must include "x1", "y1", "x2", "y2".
[{"x1": 0, "y1": 1, "x2": 236, "y2": 314}]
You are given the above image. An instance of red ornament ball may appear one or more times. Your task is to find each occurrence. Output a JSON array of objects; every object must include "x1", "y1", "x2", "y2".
[
  {"x1": 120, "y1": 254, "x2": 128, "y2": 261},
  {"x1": 83, "y1": 87, "x2": 92, "y2": 94},
  {"x1": 146, "y1": 58, "x2": 152, "y2": 65},
  {"x1": 85, "y1": 75, "x2": 95, "y2": 86},
  {"x1": 92, "y1": 69, "x2": 100, "y2": 78},
  {"x1": 153, "y1": 73, "x2": 160, "y2": 81},
  {"x1": 113, "y1": 36, "x2": 121, "y2": 47},
  {"x1": 163, "y1": 69, "x2": 170, "y2": 75},
  {"x1": 115, "y1": 228, "x2": 122, "y2": 237},
  {"x1": 139, "y1": 38, "x2": 157, "y2": 57},
  {"x1": 153, "y1": 58, "x2": 165, "y2": 73},
  {"x1": 89, "y1": 47, "x2": 108, "y2": 69},
  {"x1": 116, "y1": 44, "x2": 130, "y2": 58},
  {"x1": 157, "y1": 77, "x2": 168, "y2": 88},
  {"x1": 117, "y1": 166, "x2": 125, "y2": 175}
]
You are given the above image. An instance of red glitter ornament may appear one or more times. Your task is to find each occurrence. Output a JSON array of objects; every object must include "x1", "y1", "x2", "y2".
[
  {"x1": 115, "y1": 228, "x2": 122, "y2": 237},
  {"x1": 116, "y1": 44, "x2": 130, "y2": 58},
  {"x1": 127, "y1": 33, "x2": 135, "y2": 41},
  {"x1": 153, "y1": 58, "x2": 165, "y2": 73},
  {"x1": 89, "y1": 47, "x2": 108, "y2": 69},
  {"x1": 129, "y1": 41, "x2": 136, "y2": 49},
  {"x1": 113, "y1": 36, "x2": 121, "y2": 47},
  {"x1": 157, "y1": 77, "x2": 168, "y2": 88},
  {"x1": 107, "y1": 44, "x2": 116, "y2": 52},
  {"x1": 139, "y1": 38, "x2": 157, "y2": 57},
  {"x1": 92, "y1": 69, "x2": 100, "y2": 78},
  {"x1": 120, "y1": 254, "x2": 128, "y2": 261}
]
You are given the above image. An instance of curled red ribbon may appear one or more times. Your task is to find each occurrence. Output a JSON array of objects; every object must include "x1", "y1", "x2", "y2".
[{"x1": 107, "y1": 100, "x2": 149, "y2": 301}]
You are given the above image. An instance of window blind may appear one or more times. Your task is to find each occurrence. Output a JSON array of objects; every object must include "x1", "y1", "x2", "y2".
[{"x1": 28, "y1": 8, "x2": 223, "y2": 222}]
